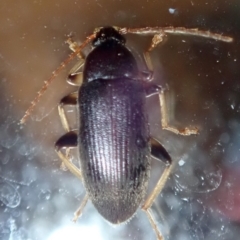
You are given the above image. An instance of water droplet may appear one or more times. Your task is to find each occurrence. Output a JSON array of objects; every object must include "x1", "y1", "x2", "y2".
[
  {"x1": 169, "y1": 8, "x2": 176, "y2": 14},
  {"x1": 0, "y1": 181, "x2": 21, "y2": 208},
  {"x1": 38, "y1": 189, "x2": 51, "y2": 201},
  {"x1": 178, "y1": 159, "x2": 185, "y2": 166}
]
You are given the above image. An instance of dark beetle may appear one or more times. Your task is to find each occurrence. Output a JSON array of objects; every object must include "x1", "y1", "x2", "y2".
[
  {"x1": 55, "y1": 28, "x2": 175, "y2": 238},
  {"x1": 79, "y1": 27, "x2": 151, "y2": 223},
  {"x1": 56, "y1": 27, "x2": 168, "y2": 225},
  {"x1": 21, "y1": 26, "x2": 232, "y2": 240}
]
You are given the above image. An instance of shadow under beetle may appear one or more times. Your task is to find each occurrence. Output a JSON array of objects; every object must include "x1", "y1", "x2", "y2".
[{"x1": 20, "y1": 26, "x2": 232, "y2": 240}]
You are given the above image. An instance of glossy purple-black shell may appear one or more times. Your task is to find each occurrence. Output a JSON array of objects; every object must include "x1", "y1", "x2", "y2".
[{"x1": 78, "y1": 27, "x2": 151, "y2": 224}]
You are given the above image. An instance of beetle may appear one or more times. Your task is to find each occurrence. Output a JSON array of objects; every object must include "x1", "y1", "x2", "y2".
[{"x1": 20, "y1": 26, "x2": 232, "y2": 240}]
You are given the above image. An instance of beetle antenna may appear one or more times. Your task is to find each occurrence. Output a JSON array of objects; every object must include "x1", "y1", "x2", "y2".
[
  {"x1": 120, "y1": 27, "x2": 233, "y2": 42},
  {"x1": 19, "y1": 33, "x2": 96, "y2": 125}
]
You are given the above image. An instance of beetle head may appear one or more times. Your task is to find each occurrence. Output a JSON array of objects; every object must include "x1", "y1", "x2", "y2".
[{"x1": 92, "y1": 27, "x2": 126, "y2": 47}]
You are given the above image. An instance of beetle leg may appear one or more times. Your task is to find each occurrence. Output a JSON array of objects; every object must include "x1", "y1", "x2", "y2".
[
  {"x1": 58, "y1": 91, "x2": 78, "y2": 132},
  {"x1": 73, "y1": 193, "x2": 89, "y2": 222},
  {"x1": 159, "y1": 90, "x2": 199, "y2": 135},
  {"x1": 142, "y1": 137, "x2": 173, "y2": 240},
  {"x1": 140, "y1": 32, "x2": 166, "y2": 82},
  {"x1": 66, "y1": 36, "x2": 85, "y2": 58},
  {"x1": 141, "y1": 34, "x2": 198, "y2": 135},
  {"x1": 150, "y1": 137, "x2": 171, "y2": 165},
  {"x1": 55, "y1": 132, "x2": 89, "y2": 222},
  {"x1": 144, "y1": 32, "x2": 166, "y2": 73},
  {"x1": 58, "y1": 92, "x2": 78, "y2": 171},
  {"x1": 145, "y1": 83, "x2": 161, "y2": 98},
  {"x1": 65, "y1": 37, "x2": 85, "y2": 87},
  {"x1": 141, "y1": 70, "x2": 153, "y2": 82},
  {"x1": 55, "y1": 131, "x2": 82, "y2": 179},
  {"x1": 59, "y1": 39, "x2": 85, "y2": 132},
  {"x1": 144, "y1": 137, "x2": 173, "y2": 208},
  {"x1": 142, "y1": 38, "x2": 199, "y2": 135},
  {"x1": 144, "y1": 209, "x2": 164, "y2": 240},
  {"x1": 67, "y1": 60, "x2": 84, "y2": 86}
]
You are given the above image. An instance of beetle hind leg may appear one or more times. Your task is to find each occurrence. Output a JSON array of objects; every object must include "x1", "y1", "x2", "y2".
[
  {"x1": 144, "y1": 209, "x2": 164, "y2": 240},
  {"x1": 141, "y1": 137, "x2": 174, "y2": 240},
  {"x1": 55, "y1": 129, "x2": 89, "y2": 222},
  {"x1": 73, "y1": 194, "x2": 89, "y2": 222},
  {"x1": 55, "y1": 131, "x2": 82, "y2": 179}
]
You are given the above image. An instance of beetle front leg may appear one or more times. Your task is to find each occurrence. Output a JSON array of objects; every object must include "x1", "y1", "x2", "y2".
[
  {"x1": 67, "y1": 60, "x2": 84, "y2": 86},
  {"x1": 65, "y1": 36, "x2": 85, "y2": 86},
  {"x1": 142, "y1": 137, "x2": 173, "y2": 240},
  {"x1": 144, "y1": 31, "x2": 166, "y2": 73},
  {"x1": 58, "y1": 40, "x2": 85, "y2": 132},
  {"x1": 139, "y1": 32, "x2": 166, "y2": 82}
]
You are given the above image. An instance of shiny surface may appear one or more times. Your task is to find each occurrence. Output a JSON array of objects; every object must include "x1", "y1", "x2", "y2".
[
  {"x1": 79, "y1": 79, "x2": 150, "y2": 224},
  {"x1": 83, "y1": 33, "x2": 139, "y2": 81},
  {"x1": 78, "y1": 28, "x2": 151, "y2": 224}
]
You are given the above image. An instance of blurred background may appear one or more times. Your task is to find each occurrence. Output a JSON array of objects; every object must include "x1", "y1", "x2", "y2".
[{"x1": 0, "y1": 0, "x2": 239, "y2": 239}]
